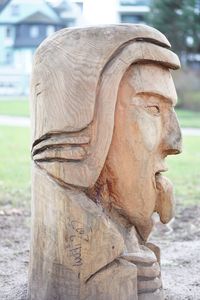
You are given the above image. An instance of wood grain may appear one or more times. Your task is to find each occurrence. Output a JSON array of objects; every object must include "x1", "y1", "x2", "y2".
[{"x1": 28, "y1": 24, "x2": 182, "y2": 300}]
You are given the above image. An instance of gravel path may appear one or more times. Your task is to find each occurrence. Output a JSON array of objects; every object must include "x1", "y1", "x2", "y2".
[{"x1": 0, "y1": 115, "x2": 30, "y2": 127}]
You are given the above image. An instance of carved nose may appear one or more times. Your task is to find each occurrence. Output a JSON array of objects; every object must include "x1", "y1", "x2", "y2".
[{"x1": 163, "y1": 111, "x2": 182, "y2": 156}]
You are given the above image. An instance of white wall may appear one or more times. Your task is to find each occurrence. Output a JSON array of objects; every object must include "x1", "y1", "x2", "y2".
[{"x1": 82, "y1": 0, "x2": 118, "y2": 25}]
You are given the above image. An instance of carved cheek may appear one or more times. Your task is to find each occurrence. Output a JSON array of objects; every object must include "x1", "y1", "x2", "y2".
[{"x1": 135, "y1": 109, "x2": 161, "y2": 152}]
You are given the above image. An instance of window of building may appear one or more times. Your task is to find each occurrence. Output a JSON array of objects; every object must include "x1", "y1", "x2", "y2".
[
  {"x1": 6, "y1": 26, "x2": 11, "y2": 38},
  {"x1": 120, "y1": 13, "x2": 144, "y2": 23},
  {"x1": 195, "y1": 0, "x2": 200, "y2": 11},
  {"x1": 5, "y1": 51, "x2": 13, "y2": 64},
  {"x1": 46, "y1": 25, "x2": 55, "y2": 36},
  {"x1": 66, "y1": 21, "x2": 75, "y2": 27},
  {"x1": 120, "y1": 0, "x2": 150, "y2": 5},
  {"x1": 11, "y1": 4, "x2": 20, "y2": 16},
  {"x1": 76, "y1": 2, "x2": 83, "y2": 12},
  {"x1": 30, "y1": 26, "x2": 39, "y2": 38}
]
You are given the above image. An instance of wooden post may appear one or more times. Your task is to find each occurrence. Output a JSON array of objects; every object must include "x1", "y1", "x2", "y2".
[{"x1": 28, "y1": 24, "x2": 181, "y2": 300}]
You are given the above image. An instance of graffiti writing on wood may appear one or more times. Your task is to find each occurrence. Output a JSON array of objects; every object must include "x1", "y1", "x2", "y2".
[{"x1": 66, "y1": 220, "x2": 89, "y2": 267}]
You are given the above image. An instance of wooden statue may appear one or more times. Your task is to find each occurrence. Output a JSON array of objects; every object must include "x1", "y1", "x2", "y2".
[{"x1": 28, "y1": 24, "x2": 182, "y2": 300}]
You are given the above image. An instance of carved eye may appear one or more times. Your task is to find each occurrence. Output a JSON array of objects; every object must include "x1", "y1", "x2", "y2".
[{"x1": 146, "y1": 105, "x2": 160, "y2": 115}]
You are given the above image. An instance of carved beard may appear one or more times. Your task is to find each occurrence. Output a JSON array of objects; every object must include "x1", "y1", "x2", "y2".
[
  {"x1": 87, "y1": 165, "x2": 175, "y2": 244},
  {"x1": 86, "y1": 164, "x2": 153, "y2": 243},
  {"x1": 136, "y1": 175, "x2": 175, "y2": 242},
  {"x1": 155, "y1": 174, "x2": 175, "y2": 224}
]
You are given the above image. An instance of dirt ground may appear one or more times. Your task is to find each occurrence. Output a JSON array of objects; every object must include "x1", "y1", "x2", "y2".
[{"x1": 0, "y1": 204, "x2": 200, "y2": 300}]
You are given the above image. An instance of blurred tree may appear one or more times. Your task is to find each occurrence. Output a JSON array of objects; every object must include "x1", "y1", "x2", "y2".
[
  {"x1": 182, "y1": 0, "x2": 200, "y2": 53},
  {"x1": 148, "y1": 0, "x2": 200, "y2": 61}
]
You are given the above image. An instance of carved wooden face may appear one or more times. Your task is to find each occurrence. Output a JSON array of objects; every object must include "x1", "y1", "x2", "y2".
[{"x1": 104, "y1": 63, "x2": 182, "y2": 241}]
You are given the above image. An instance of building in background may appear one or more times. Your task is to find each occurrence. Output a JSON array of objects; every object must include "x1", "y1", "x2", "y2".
[
  {"x1": 0, "y1": 0, "x2": 150, "y2": 95},
  {"x1": 0, "y1": 0, "x2": 81, "y2": 95},
  {"x1": 47, "y1": 0, "x2": 82, "y2": 26},
  {"x1": 0, "y1": 0, "x2": 10, "y2": 12},
  {"x1": 82, "y1": 0, "x2": 150, "y2": 25},
  {"x1": 118, "y1": 0, "x2": 150, "y2": 24}
]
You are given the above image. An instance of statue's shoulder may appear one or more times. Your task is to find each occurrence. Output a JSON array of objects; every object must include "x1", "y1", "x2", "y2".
[
  {"x1": 33, "y1": 166, "x2": 125, "y2": 282},
  {"x1": 63, "y1": 189, "x2": 126, "y2": 282}
]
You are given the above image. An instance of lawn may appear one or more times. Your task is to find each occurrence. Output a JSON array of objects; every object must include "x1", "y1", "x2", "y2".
[
  {"x1": 0, "y1": 99, "x2": 30, "y2": 117},
  {"x1": 166, "y1": 136, "x2": 200, "y2": 206},
  {"x1": 0, "y1": 125, "x2": 199, "y2": 208},
  {"x1": 0, "y1": 125, "x2": 31, "y2": 207},
  {"x1": 176, "y1": 109, "x2": 200, "y2": 128},
  {"x1": 0, "y1": 99, "x2": 199, "y2": 128}
]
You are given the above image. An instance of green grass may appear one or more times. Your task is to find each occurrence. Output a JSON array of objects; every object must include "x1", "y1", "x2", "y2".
[
  {"x1": 0, "y1": 125, "x2": 199, "y2": 208},
  {"x1": 175, "y1": 109, "x2": 200, "y2": 128},
  {"x1": 0, "y1": 99, "x2": 30, "y2": 117},
  {"x1": 166, "y1": 136, "x2": 200, "y2": 206},
  {"x1": 0, "y1": 125, "x2": 31, "y2": 207}
]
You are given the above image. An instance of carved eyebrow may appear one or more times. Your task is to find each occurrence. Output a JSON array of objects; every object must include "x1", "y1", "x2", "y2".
[
  {"x1": 156, "y1": 94, "x2": 177, "y2": 106},
  {"x1": 135, "y1": 92, "x2": 177, "y2": 106}
]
